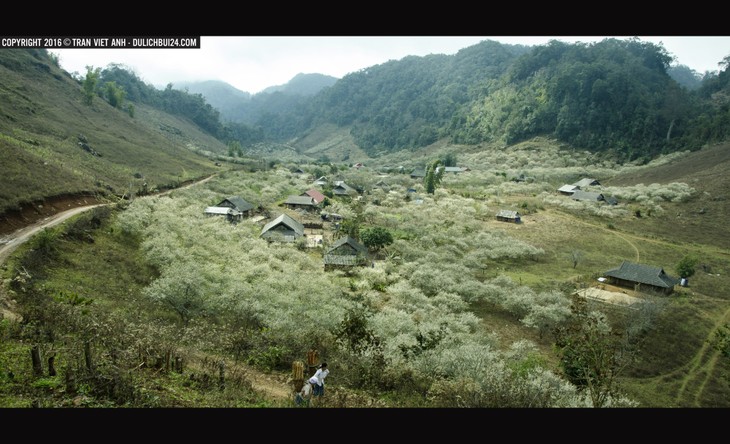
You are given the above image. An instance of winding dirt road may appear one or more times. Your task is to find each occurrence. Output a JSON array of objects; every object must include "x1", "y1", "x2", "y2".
[{"x1": 0, "y1": 173, "x2": 297, "y2": 404}]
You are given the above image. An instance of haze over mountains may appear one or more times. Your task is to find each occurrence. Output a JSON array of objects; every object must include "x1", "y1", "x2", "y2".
[{"x1": 174, "y1": 73, "x2": 338, "y2": 124}]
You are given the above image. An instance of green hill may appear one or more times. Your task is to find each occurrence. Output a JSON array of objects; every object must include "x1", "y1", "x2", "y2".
[{"x1": 0, "y1": 49, "x2": 224, "y2": 219}]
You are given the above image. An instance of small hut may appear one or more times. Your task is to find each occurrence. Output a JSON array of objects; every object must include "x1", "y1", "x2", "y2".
[{"x1": 496, "y1": 210, "x2": 521, "y2": 223}]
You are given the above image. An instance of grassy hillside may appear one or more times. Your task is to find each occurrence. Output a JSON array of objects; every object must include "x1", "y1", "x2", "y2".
[
  {"x1": 0, "y1": 49, "x2": 224, "y2": 218},
  {"x1": 604, "y1": 142, "x2": 730, "y2": 250},
  {"x1": 2, "y1": 137, "x2": 728, "y2": 408}
]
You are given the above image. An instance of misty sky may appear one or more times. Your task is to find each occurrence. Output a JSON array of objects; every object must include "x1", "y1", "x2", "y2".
[{"x1": 53, "y1": 36, "x2": 730, "y2": 95}]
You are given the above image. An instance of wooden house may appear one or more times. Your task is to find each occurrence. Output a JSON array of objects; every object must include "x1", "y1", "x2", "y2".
[
  {"x1": 284, "y1": 195, "x2": 319, "y2": 211},
  {"x1": 570, "y1": 190, "x2": 605, "y2": 202},
  {"x1": 332, "y1": 181, "x2": 357, "y2": 196},
  {"x1": 302, "y1": 188, "x2": 326, "y2": 204},
  {"x1": 204, "y1": 206, "x2": 243, "y2": 223},
  {"x1": 410, "y1": 169, "x2": 426, "y2": 179},
  {"x1": 573, "y1": 178, "x2": 601, "y2": 188},
  {"x1": 216, "y1": 196, "x2": 254, "y2": 217},
  {"x1": 603, "y1": 261, "x2": 680, "y2": 295},
  {"x1": 324, "y1": 236, "x2": 369, "y2": 270},
  {"x1": 260, "y1": 214, "x2": 305, "y2": 242},
  {"x1": 496, "y1": 210, "x2": 521, "y2": 223},
  {"x1": 557, "y1": 184, "x2": 579, "y2": 195}
]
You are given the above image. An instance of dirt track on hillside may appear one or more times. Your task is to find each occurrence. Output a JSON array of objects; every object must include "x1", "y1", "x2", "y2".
[{"x1": 0, "y1": 173, "x2": 303, "y2": 405}]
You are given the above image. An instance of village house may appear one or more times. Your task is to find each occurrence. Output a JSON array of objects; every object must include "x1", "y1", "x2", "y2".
[
  {"x1": 301, "y1": 188, "x2": 326, "y2": 204},
  {"x1": 216, "y1": 196, "x2": 255, "y2": 217},
  {"x1": 603, "y1": 261, "x2": 680, "y2": 295},
  {"x1": 204, "y1": 206, "x2": 243, "y2": 223},
  {"x1": 284, "y1": 195, "x2": 319, "y2": 211},
  {"x1": 410, "y1": 169, "x2": 426, "y2": 179},
  {"x1": 332, "y1": 181, "x2": 357, "y2": 196},
  {"x1": 570, "y1": 190, "x2": 605, "y2": 202},
  {"x1": 557, "y1": 184, "x2": 580, "y2": 195},
  {"x1": 573, "y1": 178, "x2": 601, "y2": 188},
  {"x1": 323, "y1": 236, "x2": 369, "y2": 270},
  {"x1": 260, "y1": 214, "x2": 305, "y2": 243},
  {"x1": 436, "y1": 166, "x2": 470, "y2": 174},
  {"x1": 314, "y1": 176, "x2": 328, "y2": 187},
  {"x1": 496, "y1": 210, "x2": 521, "y2": 223},
  {"x1": 204, "y1": 196, "x2": 255, "y2": 222}
]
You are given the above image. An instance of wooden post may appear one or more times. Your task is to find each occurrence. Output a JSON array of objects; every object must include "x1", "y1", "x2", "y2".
[
  {"x1": 292, "y1": 360, "x2": 305, "y2": 392},
  {"x1": 84, "y1": 340, "x2": 93, "y2": 375},
  {"x1": 218, "y1": 360, "x2": 225, "y2": 391},
  {"x1": 31, "y1": 345, "x2": 43, "y2": 377},
  {"x1": 306, "y1": 349, "x2": 319, "y2": 378},
  {"x1": 47, "y1": 353, "x2": 57, "y2": 377},
  {"x1": 65, "y1": 361, "x2": 76, "y2": 395}
]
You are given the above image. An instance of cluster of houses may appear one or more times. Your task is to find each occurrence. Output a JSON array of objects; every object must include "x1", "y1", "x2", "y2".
[
  {"x1": 557, "y1": 178, "x2": 618, "y2": 205},
  {"x1": 203, "y1": 172, "x2": 368, "y2": 271},
  {"x1": 203, "y1": 167, "x2": 684, "y2": 296}
]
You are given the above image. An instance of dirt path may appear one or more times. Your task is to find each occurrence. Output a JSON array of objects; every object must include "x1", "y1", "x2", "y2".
[
  {"x1": 674, "y1": 303, "x2": 730, "y2": 406},
  {"x1": 0, "y1": 173, "x2": 300, "y2": 405}
]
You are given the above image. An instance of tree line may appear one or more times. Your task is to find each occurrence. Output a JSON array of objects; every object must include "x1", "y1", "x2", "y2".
[{"x1": 71, "y1": 38, "x2": 730, "y2": 160}]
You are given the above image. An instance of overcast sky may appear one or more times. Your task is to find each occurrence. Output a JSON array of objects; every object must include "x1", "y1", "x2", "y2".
[{"x1": 52, "y1": 36, "x2": 730, "y2": 95}]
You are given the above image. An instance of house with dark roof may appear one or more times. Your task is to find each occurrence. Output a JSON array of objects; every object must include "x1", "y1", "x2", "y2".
[
  {"x1": 410, "y1": 169, "x2": 426, "y2": 179},
  {"x1": 604, "y1": 261, "x2": 680, "y2": 295},
  {"x1": 260, "y1": 214, "x2": 305, "y2": 242},
  {"x1": 373, "y1": 180, "x2": 390, "y2": 192},
  {"x1": 573, "y1": 178, "x2": 601, "y2": 188},
  {"x1": 324, "y1": 236, "x2": 369, "y2": 270},
  {"x1": 314, "y1": 176, "x2": 328, "y2": 186},
  {"x1": 302, "y1": 188, "x2": 326, "y2": 204},
  {"x1": 496, "y1": 210, "x2": 521, "y2": 223},
  {"x1": 284, "y1": 195, "x2": 319, "y2": 211},
  {"x1": 217, "y1": 196, "x2": 255, "y2": 217},
  {"x1": 570, "y1": 191, "x2": 605, "y2": 202},
  {"x1": 332, "y1": 181, "x2": 357, "y2": 196}
]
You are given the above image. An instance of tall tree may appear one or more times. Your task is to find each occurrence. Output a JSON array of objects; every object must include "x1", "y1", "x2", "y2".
[
  {"x1": 553, "y1": 296, "x2": 634, "y2": 407},
  {"x1": 424, "y1": 159, "x2": 444, "y2": 194},
  {"x1": 82, "y1": 66, "x2": 101, "y2": 106}
]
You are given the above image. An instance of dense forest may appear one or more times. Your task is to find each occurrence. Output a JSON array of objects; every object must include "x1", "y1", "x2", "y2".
[{"x1": 72, "y1": 38, "x2": 730, "y2": 163}]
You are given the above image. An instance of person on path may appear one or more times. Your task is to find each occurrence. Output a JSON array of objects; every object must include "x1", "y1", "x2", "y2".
[{"x1": 308, "y1": 362, "x2": 329, "y2": 397}]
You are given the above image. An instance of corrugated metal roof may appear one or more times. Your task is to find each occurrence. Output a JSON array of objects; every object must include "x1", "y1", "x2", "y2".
[
  {"x1": 204, "y1": 206, "x2": 239, "y2": 216},
  {"x1": 496, "y1": 210, "x2": 520, "y2": 219},
  {"x1": 285, "y1": 195, "x2": 317, "y2": 206},
  {"x1": 303, "y1": 189, "x2": 326, "y2": 203}
]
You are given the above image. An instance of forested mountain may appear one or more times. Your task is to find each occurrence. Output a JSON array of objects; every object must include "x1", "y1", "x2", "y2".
[
  {"x1": 237, "y1": 38, "x2": 729, "y2": 160},
  {"x1": 177, "y1": 74, "x2": 337, "y2": 126},
  {"x1": 260, "y1": 73, "x2": 338, "y2": 95},
  {"x1": 174, "y1": 79, "x2": 252, "y2": 115},
  {"x1": 53, "y1": 38, "x2": 730, "y2": 163}
]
